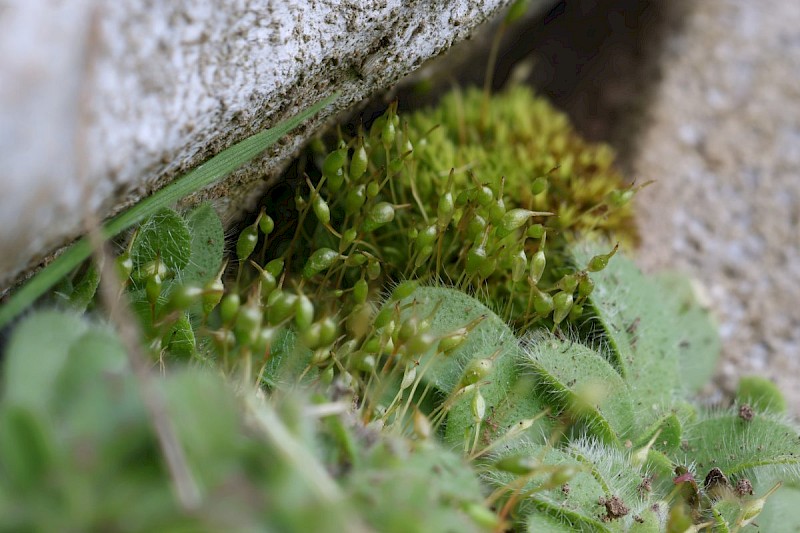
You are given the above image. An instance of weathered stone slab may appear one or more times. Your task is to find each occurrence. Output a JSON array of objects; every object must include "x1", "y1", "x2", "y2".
[
  {"x1": 0, "y1": 0, "x2": 526, "y2": 291},
  {"x1": 633, "y1": 0, "x2": 800, "y2": 410}
]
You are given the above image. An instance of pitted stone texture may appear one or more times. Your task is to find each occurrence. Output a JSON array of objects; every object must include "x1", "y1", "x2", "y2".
[
  {"x1": 634, "y1": 1, "x2": 800, "y2": 411},
  {"x1": 0, "y1": 0, "x2": 521, "y2": 291}
]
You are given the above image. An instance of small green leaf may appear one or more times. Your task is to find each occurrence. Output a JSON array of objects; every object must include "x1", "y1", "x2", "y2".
[
  {"x1": 683, "y1": 410, "x2": 800, "y2": 490},
  {"x1": 523, "y1": 332, "x2": 635, "y2": 444},
  {"x1": 131, "y1": 208, "x2": 192, "y2": 276},
  {"x1": 66, "y1": 263, "x2": 101, "y2": 312},
  {"x1": 2, "y1": 311, "x2": 88, "y2": 411},
  {"x1": 572, "y1": 244, "x2": 696, "y2": 435},
  {"x1": 736, "y1": 376, "x2": 787, "y2": 414},
  {"x1": 181, "y1": 202, "x2": 224, "y2": 287},
  {"x1": 165, "y1": 313, "x2": 197, "y2": 359}
]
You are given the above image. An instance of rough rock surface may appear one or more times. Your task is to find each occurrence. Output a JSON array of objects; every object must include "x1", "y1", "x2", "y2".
[
  {"x1": 0, "y1": 0, "x2": 524, "y2": 292},
  {"x1": 632, "y1": 1, "x2": 800, "y2": 410}
]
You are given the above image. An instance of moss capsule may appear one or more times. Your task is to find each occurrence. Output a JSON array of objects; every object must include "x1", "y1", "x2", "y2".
[
  {"x1": 311, "y1": 194, "x2": 331, "y2": 225},
  {"x1": 220, "y1": 293, "x2": 240, "y2": 325},
  {"x1": 303, "y1": 248, "x2": 339, "y2": 278},
  {"x1": 345, "y1": 185, "x2": 367, "y2": 215},
  {"x1": 236, "y1": 225, "x2": 259, "y2": 262},
  {"x1": 294, "y1": 294, "x2": 314, "y2": 333},
  {"x1": 362, "y1": 202, "x2": 395, "y2": 232},
  {"x1": 350, "y1": 142, "x2": 368, "y2": 181},
  {"x1": 552, "y1": 291, "x2": 573, "y2": 324},
  {"x1": 529, "y1": 250, "x2": 546, "y2": 284},
  {"x1": 258, "y1": 214, "x2": 275, "y2": 235}
]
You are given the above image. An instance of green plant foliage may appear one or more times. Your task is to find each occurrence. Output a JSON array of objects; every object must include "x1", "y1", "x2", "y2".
[{"x1": 2, "y1": 86, "x2": 799, "y2": 532}]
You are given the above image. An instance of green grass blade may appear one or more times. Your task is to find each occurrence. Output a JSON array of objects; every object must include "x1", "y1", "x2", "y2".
[{"x1": 0, "y1": 94, "x2": 338, "y2": 328}]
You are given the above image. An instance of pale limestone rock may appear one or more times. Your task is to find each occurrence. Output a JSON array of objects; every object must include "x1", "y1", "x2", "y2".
[{"x1": 0, "y1": 0, "x2": 522, "y2": 290}]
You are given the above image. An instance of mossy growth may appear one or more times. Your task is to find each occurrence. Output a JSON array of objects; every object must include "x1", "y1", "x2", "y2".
[{"x1": 1, "y1": 86, "x2": 798, "y2": 532}]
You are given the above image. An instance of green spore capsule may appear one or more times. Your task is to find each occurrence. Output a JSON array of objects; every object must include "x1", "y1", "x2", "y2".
[
  {"x1": 258, "y1": 214, "x2": 274, "y2": 235},
  {"x1": 531, "y1": 176, "x2": 548, "y2": 195},
  {"x1": 266, "y1": 290, "x2": 297, "y2": 325},
  {"x1": 350, "y1": 142, "x2": 368, "y2": 181},
  {"x1": 115, "y1": 252, "x2": 133, "y2": 281},
  {"x1": 366, "y1": 259, "x2": 381, "y2": 280},
  {"x1": 294, "y1": 294, "x2": 314, "y2": 333},
  {"x1": 353, "y1": 278, "x2": 369, "y2": 304},
  {"x1": 312, "y1": 194, "x2": 331, "y2": 225},
  {"x1": 220, "y1": 293, "x2": 240, "y2": 324},
  {"x1": 234, "y1": 300, "x2": 263, "y2": 346},
  {"x1": 166, "y1": 285, "x2": 203, "y2": 312},
  {"x1": 529, "y1": 250, "x2": 546, "y2": 284},
  {"x1": 303, "y1": 248, "x2": 339, "y2": 278},
  {"x1": 366, "y1": 181, "x2": 380, "y2": 199},
  {"x1": 345, "y1": 184, "x2": 367, "y2": 215},
  {"x1": 533, "y1": 290, "x2": 553, "y2": 315},
  {"x1": 265, "y1": 258, "x2": 284, "y2": 278},
  {"x1": 494, "y1": 455, "x2": 537, "y2": 476},
  {"x1": 577, "y1": 276, "x2": 595, "y2": 299},
  {"x1": 340, "y1": 228, "x2": 357, "y2": 252},
  {"x1": 390, "y1": 280, "x2": 419, "y2": 302},
  {"x1": 462, "y1": 358, "x2": 493, "y2": 385},
  {"x1": 466, "y1": 215, "x2": 488, "y2": 242},
  {"x1": 145, "y1": 274, "x2": 163, "y2": 307},
  {"x1": 552, "y1": 291, "x2": 573, "y2": 324},
  {"x1": 236, "y1": 225, "x2": 259, "y2": 262},
  {"x1": 437, "y1": 191, "x2": 455, "y2": 231},
  {"x1": 587, "y1": 243, "x2": 619, "y2": 272},
  {"x1": 526, "y1": 223, "x2": 545, "y2": 239},
  {"x1": 363, "y1": 202, "x2": 395, "y2": 232},
  {"x1": 322, "y1": 149, "x2": 347, "y2": 191}
]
